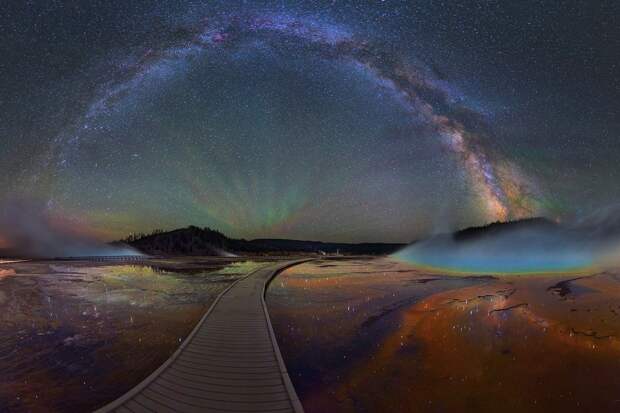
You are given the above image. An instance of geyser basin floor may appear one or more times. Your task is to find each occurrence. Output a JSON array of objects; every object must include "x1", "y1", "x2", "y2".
[
  {"x1": 267, "y1": 258, "x2": 620, "y2": 413},
  {"x1": 0, "y1": 258, "x2": 268, "y2": 412}
]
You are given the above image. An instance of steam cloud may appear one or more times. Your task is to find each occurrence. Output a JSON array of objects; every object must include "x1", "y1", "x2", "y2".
[
  {"x1": 395, "y1": 208, "x2": 620, "y2": 274},
  {"x1": 0, "y1": 200, "x2": 140, "y2": 258}
]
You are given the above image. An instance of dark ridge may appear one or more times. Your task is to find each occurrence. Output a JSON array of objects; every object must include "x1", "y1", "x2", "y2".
[
  {"x1": 120, "y1": 226, "x2": 405, "y2": 256},
  {"x1": 452, "y1": 217, "x2": 558, "y2": 242}
]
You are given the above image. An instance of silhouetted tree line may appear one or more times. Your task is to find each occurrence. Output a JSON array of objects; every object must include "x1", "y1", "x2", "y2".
[
  {"x1": 122, "y1": 229, "x2": 167, "y2": 243},
  {"x1": 119, "y1": 225, "x2": 405, "y2": 256},
  {"x1": 452, "y1": 217, "x2": 555, "y2": 242}
]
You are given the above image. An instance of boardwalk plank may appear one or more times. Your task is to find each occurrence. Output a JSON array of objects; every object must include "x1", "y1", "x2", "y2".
[
  {"x1": 163, "y1": 368, "x2": 284, "y2": 387},
  {"x1": 133, "y1": 395, "x2": 177, "y2": 413},
  {"x1": 182, "y1": 347, "x2": 275, "y2": 358},
  {"x1": 157, "y1": 375, "x2": 286, "y2": 395},
  {"x1": 171, "y1": 363, "x2": 283, "y2": 379},
  {"x1": 178, "y1": 353, "x2": 278, "y2": 365},
  {"x1": 179, "y1": 349, "x2": 277, "y2": 363},
  {"x1": 145, "y1": 385, "x2": 294, "y2": 412},
  {"x1": 124, "y1": 400, "x2": 152, "y2": 413},
  {"x1": 153, "y1": 379, "x2": 290, "y2": 403},
  {"x1": 174, "y1": 359, "x2": 281, "y2": 374},
  {"x1": 178, "y1": 355, "x2": 278, "y2": 368}
]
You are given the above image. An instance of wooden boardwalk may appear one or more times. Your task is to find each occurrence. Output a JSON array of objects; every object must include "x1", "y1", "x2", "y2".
[{"x1": 96, "y1": 259, "x2": 309, "y2": 413}]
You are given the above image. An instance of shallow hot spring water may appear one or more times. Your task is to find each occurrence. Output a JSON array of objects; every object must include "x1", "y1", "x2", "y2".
[
  {"x1": 0, "y1": 259, "x2": 266, "y2": 412},
  {"x1": 267, "y1": 258, "x2": 620, "y2": 413}
]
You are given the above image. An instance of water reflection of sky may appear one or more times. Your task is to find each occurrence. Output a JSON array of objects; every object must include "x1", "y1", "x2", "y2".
[
  {"x1": 0, "y1": 259, "x2": 265, "y2": 412},
  {"x1": 267, "y1": 259, "x2": 480, "y2": 410},
  {"x1": 268, "y1": 259, "x2": 620, "y2": 413}
]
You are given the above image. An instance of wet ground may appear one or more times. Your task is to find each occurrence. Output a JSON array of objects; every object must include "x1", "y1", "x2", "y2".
[
  {"x1": 0, "y1": 258, "x2": 268, "y2": 412},
  {"x1": 267, "y1": 258, "x2": 620, "y2": 412}
]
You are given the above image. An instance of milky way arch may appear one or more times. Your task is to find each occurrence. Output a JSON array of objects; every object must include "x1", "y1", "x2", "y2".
[{"x1": 51, "y1": 12, "x2": 542, "y2": 224}]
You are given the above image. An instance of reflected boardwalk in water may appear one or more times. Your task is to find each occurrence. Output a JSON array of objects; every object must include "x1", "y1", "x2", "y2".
[{"x1": 96, "y1": 259, "x2": 309, "y2": 413}]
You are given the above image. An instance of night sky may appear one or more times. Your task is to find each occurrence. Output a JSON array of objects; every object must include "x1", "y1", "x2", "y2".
[{"x1": 1, "y1": 1, "x2": 618, "y2": 243}]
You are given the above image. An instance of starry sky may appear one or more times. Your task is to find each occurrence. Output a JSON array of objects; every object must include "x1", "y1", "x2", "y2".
[{"x1": 1, "y1": 0, "x2": 618, "y2": 243}]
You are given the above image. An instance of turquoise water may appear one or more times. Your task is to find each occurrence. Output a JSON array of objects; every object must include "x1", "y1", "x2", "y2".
[{"x1": 394, "y1": 245, "x2": 593, "y2": 274}]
